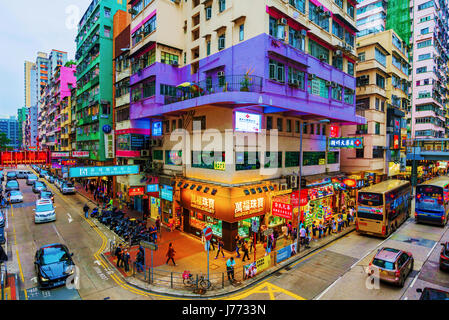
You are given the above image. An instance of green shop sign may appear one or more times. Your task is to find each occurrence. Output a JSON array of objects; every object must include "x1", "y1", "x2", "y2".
[
  {"x1": 329, "y1": 137, "x2": 363, "y2": 149},
  {"x1": 69, "y1": 165, "x2": 140, "y2": 178}
]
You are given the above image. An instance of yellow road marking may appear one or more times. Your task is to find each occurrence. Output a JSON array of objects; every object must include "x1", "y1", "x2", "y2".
[{"x1": 227, "y1": 282, "x2": 305, "y2": 300}]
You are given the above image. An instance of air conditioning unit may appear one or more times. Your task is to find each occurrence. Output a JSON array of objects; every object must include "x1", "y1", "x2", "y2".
[
  {"x1": 308, "y1": 73, "x2": 316, "y2": 80},
  {"x1": 288, "y1": 175, "x2": 298, "y2": 189},
  {"x1": 141, "y1": 150, "x2": 150, "y2": 157},
  {"x1": 360, "y1": 75, "x2": 368, "y2": 80},
  {"x1": 279, "y1": 18, "x2": 288, "y2": 25},
  {"x1": 323, "y1": 11, "x2": 331, "y2": 18},
  {"x1": 319, "y1": 54, "x2": 327, "y2": 61},
  {"x1": 289, "y1": 79, "x2": 300, "y2": 87}
]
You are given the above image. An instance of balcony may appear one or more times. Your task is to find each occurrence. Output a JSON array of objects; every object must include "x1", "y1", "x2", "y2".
[{"x1": 164, "y1": 75, "x2": 263, "y2": 105}]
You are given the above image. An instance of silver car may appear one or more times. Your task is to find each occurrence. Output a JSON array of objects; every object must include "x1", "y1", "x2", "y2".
[
  {"x1": 6, "y1": 190, "x2": 23, "y2": 204},
  {"x1": 27, "y1": 174, "x2": 38, "y2": 185}
]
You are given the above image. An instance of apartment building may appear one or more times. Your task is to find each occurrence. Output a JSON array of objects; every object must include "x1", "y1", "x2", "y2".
[
  {"x1": 125, "y1": 0, "x2": 363, "y2": 249},
  {"x1": 0, "y1": 117, "x2": 20, "y2": 150},
  {"x1": 410, "y1": 0, "x2": 449, "y2": 139}
]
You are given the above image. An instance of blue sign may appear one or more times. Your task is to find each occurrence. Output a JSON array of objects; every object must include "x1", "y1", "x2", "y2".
[
  {"x1": 102, "y1": 125, "x2": 112, "y2": 134},
  {"x1": 69, "y1": 165, "x2": 140, "y2": 178},
  {"x1": 160, "y1": 185, "x2": 173, "y2": 202},
  {"x1": 147, "y1": 184, "x2": 159, "y2": 193},
  {"x1": 329, "y1": 137, "x2": 363, "y2": 149},
  {"x1": 152, "y1": 121, "x2": 163, "y2": 137},
  {"x1": 61, "y1": 166, "x2": 68, "y2": 174}
]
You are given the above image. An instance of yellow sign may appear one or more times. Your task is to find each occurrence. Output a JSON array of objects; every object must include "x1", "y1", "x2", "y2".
[
  {"x1": 319, "y1": 158, "x2": 326, "y2": 165},
  {"x1": 234, "y1": 198, "x2": 264, "y2": 218},
  {"x1": 191, "y1": 194, "x2": 215, "y2": 214},
  {"x1": 255, "y1": 255, "x2": 271, "y2": 273},
  {"x1": 388, "y1": 162, "x2": 400, "y2": 176},
  {"x1": 270, "y1": 189, "x2": 292, "y2": 197},
  {"x1": 214, "y1": 161, "x2": 226, "y2": 171}
]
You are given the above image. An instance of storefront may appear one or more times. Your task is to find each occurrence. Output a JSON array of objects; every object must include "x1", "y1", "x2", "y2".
[
  {"x1": 129, "y1": 186, "x2": 147, "y2": 218},
  {"x1": 179, "y1": 179, "x2": 269, "y2": 251},
  {"x1": 160, "y1": 184, "x2": 174, "y2": 226}
]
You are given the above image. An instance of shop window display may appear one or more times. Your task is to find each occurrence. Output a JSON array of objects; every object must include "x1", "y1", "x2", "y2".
[
  {"x1": 238, "y1": 217, "x2": 259, "y2": 239},
  {"x1": 190, "y1": 211, "x2": 223, "y2": 237}
]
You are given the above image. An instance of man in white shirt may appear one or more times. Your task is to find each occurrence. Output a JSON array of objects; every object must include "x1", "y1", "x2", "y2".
[{"x1": 299, "y1": 226, "x2": 306, "y2": 245}]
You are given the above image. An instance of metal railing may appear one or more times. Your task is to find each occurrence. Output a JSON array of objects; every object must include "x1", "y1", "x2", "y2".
[
  {"x1": 1, "y1": 263, "x2": 7, "y2": 301},
  {"x1": 164, "y1": 75, "x2": 263, "y2": 105}
]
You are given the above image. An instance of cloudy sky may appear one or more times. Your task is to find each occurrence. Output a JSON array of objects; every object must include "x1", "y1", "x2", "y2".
[{"x1": 0, "y1": 0, "x2": 92, "y2": 118}]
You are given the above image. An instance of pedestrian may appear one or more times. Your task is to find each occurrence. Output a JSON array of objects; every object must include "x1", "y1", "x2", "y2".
[
  {"x1": 292, "y1": 228, "x2": 297, "y2": 241},
  {"x1": 136, "y1": 250, "x2": 144, "y2": 273},
  {"x1": 209, "y1": 238, "x2": 215, "y2": 251},
  {"x1": 234, "y1": 235, "x2": 241, "y2": 258},
  {"x1": 83, "y1": 203, "x2": 89, "y2": 219},
  {"x1": 241, "y1": 241, "x2": 250, "y2": 262},
  {"x1": 343, "y1": 211, "x2": 348, "y2": 228},
  {"x1": 248, "y1": 236, "x2": 255, "y2": 253},
  {"x1": 169, "y1": 217, "x2": 175, "y2": 232},
  {"x1": 0, "y1": 244, "x2": 8, "y2": 263},
  {"x1": 155, "y1": 216, "x2": 161, "y2": 233},
  {"x1": 115, "y1": 244, "x2": 123, "y2": 268},
  {"x1": 326, "y1": 219, "x2": 332, "y2": 235},
  {"x1": 319, "y1": 221, "x2": 324, "y2": 239},
  {"x1": 123, "y1": 249, "x2": 130, "y2": 272},
  {"x1": 226, "y1": 257, "x2": 236, "y2": 283},
  {"x1": 215, "y1": 239, "x2": 225, "y2": 259},
  {"x1": 166, "y1": 243, "x2": 176, "y2": 266},
  {"x1": 312, "y1": 221, "x2": 317, "y2": 240},
  {"x1": 281, "y1": 224, "x2": 288, "y2": 240},
  {"x1": 299, "y1": 225, "x2": 306, "y2": 246},
  {"x1": 272, "y1": 231, "x2": 277, "y2": 249},
  {"x1": 332, "y1": 218, "x2": 337, "y2": 234},
  {"x1": 287, "y1": 222, "x2": 293, "y2": 239},
  {"x1": 337, "y1": 216, "x2": 342, "y2": 232}
]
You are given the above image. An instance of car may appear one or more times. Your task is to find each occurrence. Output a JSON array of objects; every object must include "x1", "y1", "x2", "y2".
[
  {"x1": 61, "y1": 182, "x2": 75, "y2": 195},
  {"x1": 0, "y1": 170, "x2": 4, "y2": 181},
  {"x1": 440, "y1": 242, "x2": 449, "y2": 271},
  {"x1": 5, "y1": 180, "x2": 19, "y2": 192},
  {"x1": 417, "y1": 287, "x2": 449, "y2": 300},
  {"x1": 54, "y1": 178, "x2": 61, "y2": 189},
  {"x1": 17, "y1": 170, "x2": 32, "y2": 179},
  {"x1": 47, "y1": 176, "x2": 55, "y2": 183},
  {"x1": 5, "y1": 190, "x2": 23, "y2": 204},
  {"x1": 0, "y1": 210, "x2": 4, "y2": 228},
  {"x1": 39, "y1": 170, "x2": 47, "y2": 178},
  {"x1": 39, "y1": 190, "x2": 54, "y2": 202},
  {"x1": 34, "y1": 199, "x2": 56, "y2": 224},
  {"x1": 0, "y1": 227, "x2": 5, "y2": 245},
  {"x1": 6, "y1": 171, "x2": 17, "y2": 181},
  {"x1": 34, "y1": 243, "x2": 75, "y2": 289},
  {"x1": 32, "y1": 181, "x2": 47, "y2": 194},
  {"x1": 367, "y1": 247, "x2": 414, "y2": 287},
  {"x1": 26, "y1": 174, "x2": 38, "y2": 185}
]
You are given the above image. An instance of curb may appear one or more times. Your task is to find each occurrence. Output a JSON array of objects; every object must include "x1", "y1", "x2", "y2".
[{"x1": 101, "y1": 225, "x2": 356, "y2": 298}]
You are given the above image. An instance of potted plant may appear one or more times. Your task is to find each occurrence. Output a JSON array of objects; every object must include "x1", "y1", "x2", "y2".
[{"x1": 240, "y1": 68, "x2": 255, "y2": 92}]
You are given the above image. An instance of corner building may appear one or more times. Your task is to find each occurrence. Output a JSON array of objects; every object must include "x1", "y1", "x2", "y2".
[{"x1": 127, "y1": 0, "x2": 364, "y2": 250}]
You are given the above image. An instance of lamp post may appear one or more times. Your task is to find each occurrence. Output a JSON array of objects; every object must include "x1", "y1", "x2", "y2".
[{"x1": 296, "y1": 119, "x2": 330, "y2": 252}]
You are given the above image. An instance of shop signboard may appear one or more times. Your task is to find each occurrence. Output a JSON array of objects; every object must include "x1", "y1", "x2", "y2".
[
  {"x1": 150, "y1": 197, "x2": 161, "y2": 219},
  {"x1": 152, "y1": 121, "x2": 163, "y2": 137},
  {"x1": 234, "y1": 197, "x2": 265, "y2": 218},
  {"x1": 213, "y1": 161, "x2": 226, "y2": 171},
  {"x1": 308, "y1": 185, "x2": 334, "y2": 201},
  {"x1": 129, "y1": 187, "x2": 145, "y2": 196},
  {"x1": 160, "y1": 185, "x2": 173, "y2": 201},
  {"x1": 329, "y1": 137, "x2": 363, "y2": 149},
  {"x1": 147, "y1": 184, "x2": 159, "y2": 193},
  {"x1": 330, "y1": 125, "x2": 340, "y2": 138},
  {"x1": 69, "y1": 165, "x2": 140, "y2": 178},
  {"x1": 388, "y1": 162, "x2": 401, "y2": 177},
  {"x1": 271, "y1": 202, "x2": 293, "y2": 220},
  {"x1": 72, "y1": 151, "x2": 89, "y2": 158},
  {"x1": 191, "y1": 194, "x2": 215, "y2": 214},
  {"x1": 51, "y1": 152, "x2": 70, "y2": 158},
  {"x1": 104, "y1": 132, "x2": 115, "y2": 159},
  {"x1": 61, "y1": 160, "x2": 77, "y2": 166},
  {"x1": 235, "y1": 112, "x2": 261, "y2": 133}
]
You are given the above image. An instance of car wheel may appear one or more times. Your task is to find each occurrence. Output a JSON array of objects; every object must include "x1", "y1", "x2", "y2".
[{"x1": 399, "y1": 275, "x2": 405, "y2": 287}]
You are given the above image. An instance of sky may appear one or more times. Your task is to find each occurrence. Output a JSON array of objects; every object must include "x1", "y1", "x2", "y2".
[{"x1": 0, "y1": 0, "x2": 92, "y2": 119}]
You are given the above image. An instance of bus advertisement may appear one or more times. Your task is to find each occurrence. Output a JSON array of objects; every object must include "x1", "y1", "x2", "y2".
[{"x1": 415, "y1": 177, "x2": 449, "y2": 226}]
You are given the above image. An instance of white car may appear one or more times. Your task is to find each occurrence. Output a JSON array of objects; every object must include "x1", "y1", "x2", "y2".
[
  {"x1": 6, "y1": 190, "x2": 23, "y2": 204},
  {"x1": 34, "y1": 199, "x2": 56, "y2": 224},
  {"x1": 61, "y1": 182, "x2": 75, "y2": 195}
]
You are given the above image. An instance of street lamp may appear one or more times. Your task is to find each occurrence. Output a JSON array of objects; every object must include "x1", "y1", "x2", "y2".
[{"x1": 296, "y1": 119, "x2": 330, "y2": 252}]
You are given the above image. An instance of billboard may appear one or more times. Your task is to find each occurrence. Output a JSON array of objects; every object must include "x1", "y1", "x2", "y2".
[
  {"x1": 72, "y1": 151, "x2": 89, "y2": 158},
  {"x1": 129, "y1": 187, "x2": 145, "y2": 196},
  {"x1": 69, "y1": 165, "x2": 140, "y2": 178},
  {"x1": 152, "y1": 121, "x2": 163, "y2": 137},
  {"x1": 329, "y1": 137, "x2": 363, "y2": 149},
  {"x1": 235, "y1": 112, "x2": 261, "y2": 133}
]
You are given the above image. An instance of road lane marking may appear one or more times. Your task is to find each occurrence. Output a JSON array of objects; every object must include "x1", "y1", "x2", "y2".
[
  {"x1": 315, "y1": 276, "x2": 342, "y2": 300},
  {"x1": 426, "y1": 242, "x2": 438, "y2": 259}
]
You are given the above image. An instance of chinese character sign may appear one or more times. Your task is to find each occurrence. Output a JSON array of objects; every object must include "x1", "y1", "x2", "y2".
[
  {"x1": 234, "y1": 198, "x2": 265, "y2": 218},
  {"x1": 329, "y1": 137, "x2": 363, "y2": 149},
  {"x1": 191, "y1": 194, "x2": 215, "y2": 214},
  {"x1": 272, "y1": 202, "x2": 293, "y2": 219}
]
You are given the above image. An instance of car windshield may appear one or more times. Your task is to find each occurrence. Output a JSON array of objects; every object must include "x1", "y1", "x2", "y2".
[
  {"x1": 35, "y1": 182, "x2": 44, "y2": 187},
  {"x1": 10, "y1": 191, "x2": 21, "y2": 196},
  {"x1": 423, "y1": 289, "x2": 449, "y2": 300},
  {"x1": 36, "y1": 204, "x2": 54, "y2": 212},
  {"x1": 28, "y1": 174, "x2": 37, "y2": 179},
  {"x1": 372, "y1": 258, "x2": 395, "y2": 270},
  {"x1": 7, "y1": 181, "x2": 18, "y2": 187},
  {"x1": 64, "y1": 183, "x2": 73, "y2": 188},
  {"x1": 41, "y1": 192, "x2": 52, "y2": 197},
  {"x1": 40, "y1": 246, "x2": 70, "y2": 265},
  {"x1": 7, "y1": 172, "x2": 16, "y2": 177}
]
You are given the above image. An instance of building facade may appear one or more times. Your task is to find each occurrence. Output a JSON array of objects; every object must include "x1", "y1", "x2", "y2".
[
  {"x1": 125, "y1": 0, "x2": 362, "y2": 249},
  {"x1": 0, "y1": 117, "x2": 20, "y2": 150}
]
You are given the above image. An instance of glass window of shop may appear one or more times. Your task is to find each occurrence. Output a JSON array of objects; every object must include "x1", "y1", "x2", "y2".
[
  {"x1": 165, "y1": 150, "x2": 182, "y2": 165},
  {"x1": 190, "y1": 211, "x2": 223, "y2": 239},
  {"x1": 303, "y1": 151, "x2": 326, "y2": 166},
  {"x1": 153, "y1": 149, "x2": 163, "y2": 161},
  {"x1": 192, "y1": 151, "x2": 225, "y2": 169},
  {"x1": 236, "y1": 152, "x2": 260, "y2": 171},
  {"x1": 117, "y1": 134, "x2": 149, "y2": 151},
  {"x1": 239, "y1": 217, "x2": 260, "y2": 239},
  {"x1": 285, "y1": 151, "x2": 300, "y2": 167}
]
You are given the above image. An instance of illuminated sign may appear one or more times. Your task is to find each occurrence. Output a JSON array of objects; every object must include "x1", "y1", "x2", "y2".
[
  {"x1": 358, "y1": 206, "x2": 383, "y2": 215},
  {"x1": 235, "y1": 112, "x2": 261, "y2": 133},
  {"x1": 72, "y1": 151, "x2": 89, "y2": 158},
  {"x1": 51, "y1": 152, "x2": 70, "y2": 158},
  {"x1": 152, "y1": 121, "x2": 163, "y2": 137},
  {"x1": 61, "y1": 160, "x2": 77, "y2": 166},
  {"x1": 234, "y1": 198, "x2": 265, "y2": 218},
  {"x1": 330, "y1": 125, "x2": 340, "y2": 138},
  {"x1": 105, "y1": 132, "x2": 115, "y2": 159},
  {"x1": 329, "y1": 137, "x2": 363, "y2": 149},
  {"x1": 191, "y1": 194, "x2": 215, "y2": 214},
  {"x1": 129, "y1": 187, "x2": 145, "y2": 196},
  {"x1": 160, "y1": 185, "x2": 173, "y2": 202},
  {"x1": 214, "y1": 161, "x2": 226, "y2": 171},
  {"x1": 69, "y1": 165, "x2": 140, "y2": 178},
  {"x1": 146, "y1": 184, "x2": 159, "y2": 193},
  {"x1": 272, "y1": 202, "x2": 293, "y2": 219}
]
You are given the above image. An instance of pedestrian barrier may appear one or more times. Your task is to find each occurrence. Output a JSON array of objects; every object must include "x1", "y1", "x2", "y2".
[{"x1": 0, "y1": 263, "x2": 7, "y2": 301}]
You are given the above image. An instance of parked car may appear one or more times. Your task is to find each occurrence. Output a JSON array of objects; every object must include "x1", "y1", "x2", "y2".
[
  {"x1": 32, "y1": 181, "x2": 47, "y2": 194},
  {"x1": 47, "y1": 175, "x2": 55, "y2": 184},
  {"x1": 34, "y1": 243, "x2": 75, "y2": 288},
  {"x1": 61, "y1": 182, "x2": 75, "y2": 195},
  {"x1": 0, "y1": 170, "x2": 4, "y2": 182},
  {"x1": 417, "y1": 287, "x2": 449, "y2": 300},
  {"x1": 367, "y1": 247, "x2": 414, "y2": 287},
  {"x1": 26, "y1": 174, "x2": 38, "y2": 185},
  {"x1": 5, "y1": 190, "x2": 23, "y2": 204},
  {"x1": 34, "y1": 199, "x2": 56, "y2": 224},
  {"x1": 5, "y1": 180, "x2": 20, "y2": 192},
  {"x1": 6, "y1": 171, "x2": 17, "y2": 181},
  {"x1": 0, "y1": 227, "x2": 5, "y2": 245},
  {"x1": 440, "y1": 242, "x2": 449, "y2": 271},
  {"x1": 0, "y1": 210, "x2": 4, "y2": 228},
  {"x1": 39, "y1": 190, "x2": 54, "y2": 202},
  {"x1": 39, "y1": 170, "x2": 47, "y2": 179},
  {"x1": 17, "y1": 170, "x2": 32, "y2": 179}
]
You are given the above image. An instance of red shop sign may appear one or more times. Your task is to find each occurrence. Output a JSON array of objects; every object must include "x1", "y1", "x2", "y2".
[
  {"x1": 272, "y1": 202, "x2": 293, "y2": 220},
  {"x1": 129, "y1": 187, "x2": 145, "y2": 196}
]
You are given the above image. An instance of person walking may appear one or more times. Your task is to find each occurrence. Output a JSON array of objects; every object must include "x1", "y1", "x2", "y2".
[
  {"x1": 312, "y1": 221, "x2": 317, "y2": 241},
  {"x1": 299, "y1": 225, "x2": 306, "y2": 246},
  {"x1": 332, "y1": 218, "x2": 337, "y2": 234},
  {"x1": 123, "y1": 249, "x2": 130, "y2": 272},
  {"x1": 115, "y1": 244, "x2": 123, "y2": 268},
  {"x1": 337, "y1": 216, "x2": 343, "y2": 233},
  {"x1": 226, "y1": 257, "x2": 236, "y2": 283},
  {"x1": 318, "y1": 222, "x2": 323, "y2": 239},
  {"x1": 287, "y1": 222, "x2": 293, "y2": 240},
  {"x1": 166, "y1": 243, "x2": 176, "y2": 266},
  {"x1": 234, "y1": 235, "x2": 241, "y2": 258},
  {"x1": 83, "y1": 203, "x2": 89, "y2": 219},
  {"x1": 215, "y1": 239, "x2": 225, "y2": 259},
  {"x1": 241, "y1": 241, "x2": 250, "y2": 262},
  {"x1": 136, "y1": 249, "x2": 144, "y2": 273},
  {"x1": 343, "y1": 211, "x2": 349, "y2": 228},
  {"x1": 155, "y1": 216, "x2": 161, "y2": 233}
]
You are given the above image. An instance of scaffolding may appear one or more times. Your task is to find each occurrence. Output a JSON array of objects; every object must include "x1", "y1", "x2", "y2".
[{"x1": 386, "y1": 0, "x2": 411, "y2": 46}]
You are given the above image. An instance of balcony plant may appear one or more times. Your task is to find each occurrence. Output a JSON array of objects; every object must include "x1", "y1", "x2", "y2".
[{"x1": 240, "y1": 68, "x2": 255, "y2": 92}]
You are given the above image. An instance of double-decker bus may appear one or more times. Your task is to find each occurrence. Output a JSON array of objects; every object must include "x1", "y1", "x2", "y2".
[
  {"x1": 356, "y1": 180, "x2": 411, "y2": 238},
  {"x1": 415, "y1": 176, "x2": 449, "y2": 226}
]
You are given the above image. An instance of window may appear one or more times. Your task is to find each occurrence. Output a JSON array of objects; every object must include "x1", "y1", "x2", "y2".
[
  {"x1": 289, "y1": 28, "x2": 305, "y2": 51},
  {"x1": 316, "y1": 124, "x2": 320, "y2": 135},
  {"x1": 358, "y1": 52, "x2": 365, "y2": 62},
  {"x1": 131, "y1": 0, "x2": 143, "y2": 18},
  {"x1": 218, "y1": 34, "x2": 225, "y2": 50},
  {"x1": 264, "y1": 152, "x2": 282, "y2": 168},
  {"x1": 161, "y1": 52, "x2": 179, "y2": 65},
  {"x1": 219, "y1": 0, "x2": 226, "y2": 12},
  {"x1": 417, "y1": 39, "x2": 432, "y2": 48},
  {"x1": 143, "y1": 80, "x2": 155, "y2": 98},
  {"x1": 239, "y1": 24, "x2": 244, "y2": 41},
  {"x1": 344, "y1": 88, "x2": 354, "y2": 104},
  {"x1": 104, "y1": 26, "x2": 111, "y2": 38},
  {"x1": 192, "y1": 116, "x2": 206, "y2": 130},
  {"x1": 289, "y1": 0, "x2": 305, "y2": 13},
  {"x1": 333, "y1": 55, "x2": 343, "y2": 70},
  {"x1": 375, "y1": 122, "x2": 380, "y2": 135},
  {"x1": 357, "y1": 124, "x2": 368, "y2": 134},
  {"x1": 269, "y1": 59, "x2": 285, "y2": 83},
  {"x1": 104, "y1": 7, "x2": 111, "y2": 18},
  {"x1": 236, "y1": 152, "x2": 260, "y2": 171},
  {"x1": 288, "y1": 67, "x2": 305, "y2": 89},
  {"x1": 205, "y1": 6, "x2": 212, "y2": 20},
  {"x1": 160, "y1": 84, "x2": 177, "y2": 96},
  {"x1": 421, "y1": 27, "x2": 429, "y2": 34},
  {"x1": 348, "y1": 61, "x2": 354, "y2": 76},
  {"x1": 165, "y1": 150, "x2": 182, "y2": 166},
  {"x1": 295, "y1": 120, "x2": 300, "y2": 133},
  {"x1": 309, "y1": 39, "x2": 329, "y2": 63},
  {"x1": 309, "y1": 2, "x2": 329, "y2": 32},
  {"x1": 192, "y1": 151, "x2": 225, "y2": 169},
  {"x1": 420, "y1": 15, "x2": 432, "y2": 23},
  {"x1": 376, "y1": 74, "x2": 385, "y2": 89},
  {"x1": 285, "y1": 151, "x2": 300, "y2": 167},
  {"x1": 345, "y1": 32, "x2": 354, "y2": 47},
  {"x1": 372, "y1": 146, "x2": 384, "y2": 158},
  {"x1": 277, "y1": 118, "x2": 283, "y2": 132},
  {"x1": 308, "y1": 77, "x2": 329, "y2": 98},
  {"x1": 267, "y1": 116, "x2": 273, "y2": 130},
  {"x1": 335, "y1": 0, "x2": 343, "y2": 8},
  {"x1": 303, "y1": 122, "x2": 308, "y2": 134},
  {"x1": 375, "y1": 47, "x2": 386, "y2": 66},
  {"x1": 356, "y1": 148, "x2": 364, "y2": 158},
  {"x1": 418, "y1": 1, "x2": 434, "y2": 10},
  {"x1": 332, "y1": 20, "x2": 344, "y2": 39},
  {"x1": 328, "y1": 151, "x2": 339, "y2": 164},
  {"x1": 303, "y1": 151, "x2": 326, "y2": 166},
  {"x1": 417, "y1": 66, "x2": 427, "y2": 74},
  {"x1": 347, "y1": 4, "x2": 354, "y2": 18},
  {"x1": 286, "y1": 119, "x2": 292, "y2": 132},
  {"x1": 331, "y1": 84, "x2": 342, "y2": 101}
]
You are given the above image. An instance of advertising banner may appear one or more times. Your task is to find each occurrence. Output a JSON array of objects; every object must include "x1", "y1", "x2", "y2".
[
  {"x1": 329, "y1": 137, "x2": 363, "y2": 149},
  {"x1": 72, "y1": 151, "x2": 89, "y2": 158},
  {"x1": 235, "y1": 112, "x2": 261, "y2": 133},
  {"x1": 276, "y1": 242, "x2": 298, "y2": 263},
  {"x1": 69, "y1": 165, "x2": 140, "y2": 178},
  {"x1": 160, "y1": 185, "x2": 173, "y2": 201},
  {"x1": 129, "y1": 187, "x2": 145, "y2": 196},
  {"x1": 51, "y1": 152, "x2": 70, "y2": 158},
  {"x1": 272, "y1": 202, "x2": 293, "y2": 219},
  {"x1": 243, "y1": 254, "x2": 272, "y2": 279}
]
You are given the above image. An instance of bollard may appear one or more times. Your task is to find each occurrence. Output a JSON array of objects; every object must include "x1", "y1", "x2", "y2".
[{"x1": 171, "y1": 272, "x2": 173, "y2": 288}]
